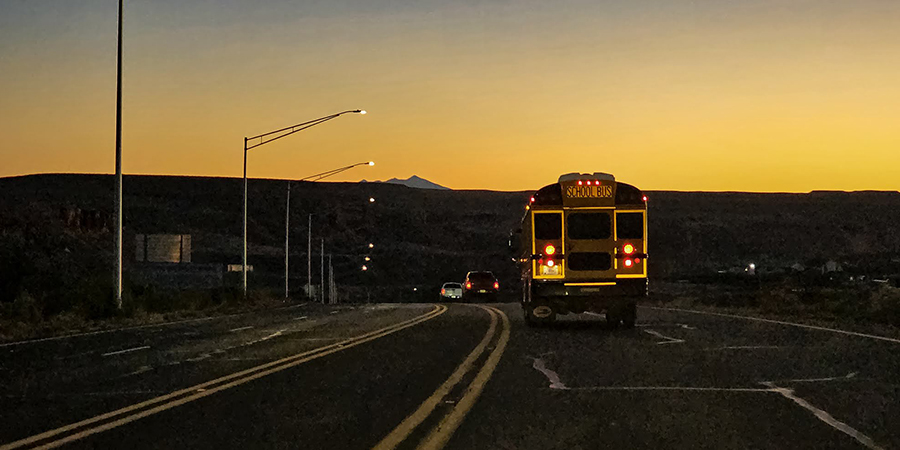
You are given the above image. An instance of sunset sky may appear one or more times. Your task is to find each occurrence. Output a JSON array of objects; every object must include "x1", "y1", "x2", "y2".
[{"x1": 1, "y1": 0, "x2": 898, "y2": 192}]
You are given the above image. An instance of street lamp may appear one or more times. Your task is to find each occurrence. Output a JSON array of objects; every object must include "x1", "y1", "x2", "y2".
[
  {"x1": 284, "y1": 161, "x2": 374, "y2": 300},
  {"x1": 113, "y1": 0, "x2": 124, "y2": 308},
  {"x1": 242, "y1": 109, "x2": 365, "y2": 297}
]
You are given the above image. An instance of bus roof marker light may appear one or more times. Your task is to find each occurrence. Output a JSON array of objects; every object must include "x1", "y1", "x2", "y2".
[
  {"x1": 643, "y1": 195, "x2": 648, "y2": 202},
  {"x1": 577, "y1": 180, "x2": 583, "y2": 186}
]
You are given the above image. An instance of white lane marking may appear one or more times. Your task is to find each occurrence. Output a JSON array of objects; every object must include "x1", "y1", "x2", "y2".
[
  {"x1": 255, "y1": 330, "x2": 284, "y2": 344},
  {"x1": 0, "y1": 304, "x2": 305, "y2": 348},
  {"x1": 706, "y1": 345, "x2": 783, "y2": 351},
  {"x1": 531, "y1": 358, "x2": 568, "y2": 390},
  {"x1": 645, "y1": 306, "x2": 900, "y2": 345},
  {"x1": 119, "y1": 366, "x2": 154, "y2": 378},
  {"x1": 766, "y1": 372, "x2": 858, "y2": 384},
  {"x1": 679, "y1": 323, "x2": 696, "y2": 330},
  {"x1": 584, "y1": 312, "x2": 603, "y2": 317},
  {"x1": 229, "y1": 326, "x2": 254, "y2": 332},
  {"x1": 643, "y1": 329, "x2": 685, "y2": 345},
  {"x1": 102, "y1": 346, "x2": 150, "y2": 357},
  {"x1": 3, "y1": 391, "x2": 167, "y2": 399},
  {"x1": 294, "y1": 316, "x2": 308, "y2": 321},
  {"x1": 330, "y1": 311, "x2": 339, "y2": 315},
  {"x1": 0, "y1": 314, "x2": 239, "y2": 348},
  {"x1": 765, "y1": 383, "x2": 883, "y2": 450},
  {"x1": 570, "y1": 386, "x2": 772, "y2": 393}
]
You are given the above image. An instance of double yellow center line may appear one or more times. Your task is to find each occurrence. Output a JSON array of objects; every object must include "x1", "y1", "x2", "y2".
[
  {"x1": 374, "y1": 305, "x2": 511, "y2": 450},
  {"x1": 2, "y1": 305, "x2": 447, "y2": 450}
]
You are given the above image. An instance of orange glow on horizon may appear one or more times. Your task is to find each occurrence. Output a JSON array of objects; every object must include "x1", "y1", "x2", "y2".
[{"x1": 1, "y1": 1, "x2": 899, "y2": 193}]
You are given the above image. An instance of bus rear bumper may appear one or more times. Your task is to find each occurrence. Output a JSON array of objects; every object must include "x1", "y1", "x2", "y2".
[
  {"x1": 532, "y1": 278, "x2": 647, "y2": 298},
  {"x1": 526, "y1": 278, "x2": 646, "y2": 316}
]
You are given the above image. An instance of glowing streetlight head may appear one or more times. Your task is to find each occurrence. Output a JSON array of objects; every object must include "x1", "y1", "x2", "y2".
[
  {"x1": 368, "y1": 243, "x2": 374, "y2": 249},
  {"x1": 365, "y1": 256, "x2": 371, "y2": 261},
  {"x1": 368, "y1": 161, "x2": 375, "y2": 166},
  {"x1": 357, "y1": 109, "x2": 367, "y2": 115},
  {"x1": 361, "y1": 265, "x2": 368, "y2": 271},
  {"x1": 369, "y1": 197, "x2": 376, "y2": 203}
]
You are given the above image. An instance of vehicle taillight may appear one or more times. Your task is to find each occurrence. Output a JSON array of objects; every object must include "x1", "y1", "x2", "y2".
[
  {"x1": 466, "y1": 282, "x2": 472, "y2": 290},
  {"x1": 623, "y1": 244, "x2": 635, "y2": 255},
  {"x1": 624, "y1": 259, "x2": 633, "y2": 268},
  {"x1": 494, "y1": 282, "x2": 499, "y2": 290},
  {"x1": 441, "y1": 288, "x2": 446, "y2": 295},
  {"x1": 544, "y1": 244, "x2": 556, "y2": 256}
]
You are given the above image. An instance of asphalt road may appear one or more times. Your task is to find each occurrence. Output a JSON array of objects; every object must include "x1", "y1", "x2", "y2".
[{"x1": 1, "y1": 302, "x2": 898, "y2": 449}]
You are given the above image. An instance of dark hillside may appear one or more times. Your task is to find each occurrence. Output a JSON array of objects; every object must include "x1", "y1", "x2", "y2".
[{"x1": 1, "y1": 174, "x2": 899, "y2": 307}]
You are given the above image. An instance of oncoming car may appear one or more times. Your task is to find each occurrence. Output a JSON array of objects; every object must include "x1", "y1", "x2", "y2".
[
  {"x1": 463, "y1": 271, "x2": 499, "y2": 302},
  {"x1": 440, "y1": 282, "x2": 463, "y2": 301}
]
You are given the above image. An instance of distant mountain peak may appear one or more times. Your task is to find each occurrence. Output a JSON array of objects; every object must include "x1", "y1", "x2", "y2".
[{"x1": 371, "y1": 175, "x2": 450, "y2": 190}]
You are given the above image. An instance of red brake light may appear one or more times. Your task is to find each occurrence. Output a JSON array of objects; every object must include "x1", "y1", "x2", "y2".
[
  {"x1": 494, "y1": 282, "x2": 499, "y2": 289},
  {"x1": 530, "y1": 197, "x2": 535, "y2": 203},
  {"x1": 624, "y1": 259, "x2": 633, "y2": 268},
  {"x1": 441, "y1": 288, "x2": 446, "y2": 295},
  {"x1": 465, "y1": 282, "x2": 472, "y2": 289},
  {"x1": 642, "y1": 196, "x2": 648, "y2": 202},
  {"x1": 544, "y1": 244, "x2": 556, "y2": 255},
  {"x1": 623, "y1": 244, "x2": 635, "y2": 255}
]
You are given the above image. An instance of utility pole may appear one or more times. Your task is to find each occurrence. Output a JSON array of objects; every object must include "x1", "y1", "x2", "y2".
[
  {"x1": 307, "y1": 213, "x2": 312, "y2": 299},
  {"x1": 328, "y1": 254, "x2": 334, "y2": 304},
  {"x1": 284, "y1": 181, "x2": 291, "y2": 300},
  {"x1": 113, "y1": 0, "x2": 124, "y2": 309},
  {"x1": 320, "y1": 239, "x2": 325, "y2": 303}
]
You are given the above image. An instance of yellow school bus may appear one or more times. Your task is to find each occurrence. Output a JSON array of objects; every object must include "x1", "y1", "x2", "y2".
[{"x1": 511, "y1": 173, "x2": 647, "y2": 326}]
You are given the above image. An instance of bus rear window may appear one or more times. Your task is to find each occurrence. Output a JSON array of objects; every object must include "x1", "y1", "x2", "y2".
[
  {"x1": 616, "y1": 212, "x2": 644, "y2": 239},
  {"x1": 567, "y1": 213, "x2": 611, "y2": 240},
  {"x1": 533, "y1": 213, "x2": 562, "y2": 240}
]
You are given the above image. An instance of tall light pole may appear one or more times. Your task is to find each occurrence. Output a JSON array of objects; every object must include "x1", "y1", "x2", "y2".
[
  {"x1": 113, "y1": 0, "x2": 124, "y2": 309},
  {"x1": 284, "y1": 161, "x2": 374, "y2": 300},
  {"x1": 307, "y1": 213, "x2": 312, "y2": 298},
  {"x1": 242, "y1": 109, "x2": 365, "y2": 298},
  {"x1": 320, "y1": 238, "x2": 325, "y2": 303}
]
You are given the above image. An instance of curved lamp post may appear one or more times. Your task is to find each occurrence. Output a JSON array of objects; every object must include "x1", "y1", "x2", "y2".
[
  {"x1": 242, "y1": 110, "x2": 365, "y2": 297},
  {"x1": 285, "y1": 161, "x2": 374, "y2": 300}
]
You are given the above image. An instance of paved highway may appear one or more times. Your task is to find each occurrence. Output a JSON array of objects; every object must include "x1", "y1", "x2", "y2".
[{"x1": 1, "y1": 302, "x2": 898, "y2": 449}]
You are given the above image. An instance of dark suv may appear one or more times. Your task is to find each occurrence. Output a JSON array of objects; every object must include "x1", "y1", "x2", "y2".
[{"x1": 463, "y1": 271, "x2": 499, "y2": 302}]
